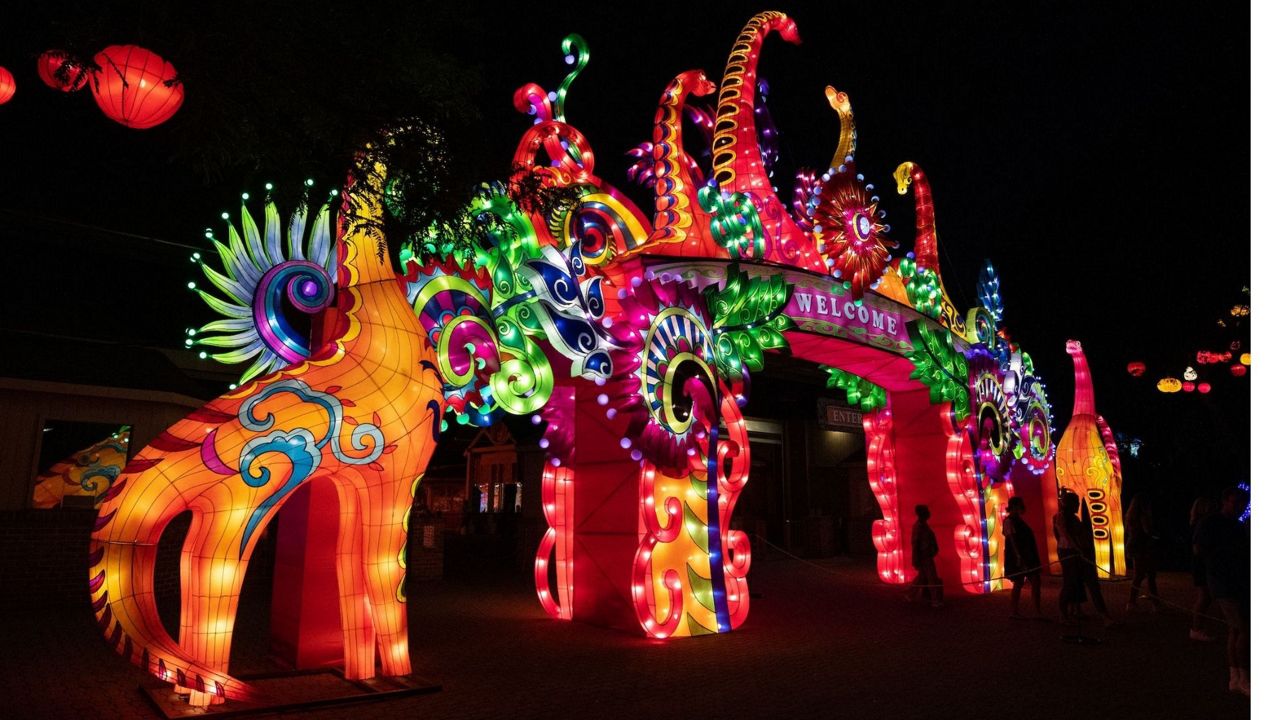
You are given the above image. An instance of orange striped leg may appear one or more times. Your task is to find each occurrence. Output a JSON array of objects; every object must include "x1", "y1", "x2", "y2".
[
  {"x1": 178, "y1": 505, "x2": 251, "y2": 706},
  {"x1": 359, "y1": 478, "x2": 413, "y2": 677},
  {"x1": 332, "y1": 478, "x2": 376, "y2": 680}
]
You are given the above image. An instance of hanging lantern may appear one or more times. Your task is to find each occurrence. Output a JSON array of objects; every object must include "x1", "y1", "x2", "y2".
[
  {"x1": 1230, "y1": 304, "x2": 1249, "y2": 317},
  {"x1": 1241, "y1": 353, "x2": 1251, "y2": 366},
  {"x1": 0, "y1": 67, "x2": 15, "y2": 105},
  {"x1": 37, "y1": 50, "x2": 90, "y2": 92},
  {"x1": 1230, "y1": 363, "x2": 1247, "y2": 377},
  {"x1": 1183, "y1": 366, "x2": 1198, "y2": 381},
  {"x1": 1157, "y1": 377, "x2": 1182, "y2": 393},
  {"x1": 1182, "y1": 381, "x2": 1195, "y2": 392},
  {"x1": 1197, "y1": 382, "x2": 1211, "y2": 394},
  {"x1": 1127, "y1": 361, "x2": 1146, "y2": 377},
  {"x1": 90, "y1": 45, "x2": 184, "y2": 129}
]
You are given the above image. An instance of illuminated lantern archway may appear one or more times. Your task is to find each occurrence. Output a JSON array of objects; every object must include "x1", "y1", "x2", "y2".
[
  {"x1": 90, "y1": 45, "x2": 184, "y2": 128},
  {"x1": 1127, "y1": 361, "x2": 1146, "y2": 377},
  {"x1": 0, "y1": 67, "x2": 15, "y2": 105},
  {"x1": 37, "y1": 50, "x2": 90, "y2": 92}
]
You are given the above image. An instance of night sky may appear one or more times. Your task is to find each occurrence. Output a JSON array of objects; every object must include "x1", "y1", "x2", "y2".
[{"x1": 0, "y1": 2, "x2": 1250, "y2": 502}]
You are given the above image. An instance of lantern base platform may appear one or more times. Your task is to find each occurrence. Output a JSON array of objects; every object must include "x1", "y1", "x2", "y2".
[{"x1": 140, "y1": 668, "x2": 442, "y2": 718}]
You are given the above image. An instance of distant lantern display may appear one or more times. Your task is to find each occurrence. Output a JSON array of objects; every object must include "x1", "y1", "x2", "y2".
[
  {"x1": 1198, "y1": 382, "x2": 1211, "y2": 394},
  {"x1": 37, "y1": 50, "x2": 90, "y2": 92},
  {"x1": 1183, "y1": 366, "x2": 1198, "y2": 381},
  {"x1": 1230, "y1": 340, "x2": 1241, "y2": 351},
  {"x1": 1127, "y1": 361, "x2": 1146, "y2": 377},
  {"x1": 1182, "y1": 381, "x2": 1195, "y2": 392},
  {"x1": 1241, "y1": 353, "x2": 1251, "y2": 366},
  {"x1": 1157, "y1": 377, "x2": 1182, "y2": 393},
  {"x1": 1231, "y1": 304, "x2": 1249, "y2": 317},
  {"x1": 1230, "y1": 363, "x2": 1247, "y2": 377},
  {"x1": 0, "y1": 66, "x2": 15, "y2": 105},
  {"x1": 90, "y1": 45, "x2": 184, "y2": 129}
]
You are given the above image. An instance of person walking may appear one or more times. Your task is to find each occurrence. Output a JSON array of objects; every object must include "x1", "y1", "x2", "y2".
[
  {"x1": 908, "y1": 504, "x2": 943, "y2": 608},
  {"x1": 1053, "y1": 491, "x2": 1087, "y2": 623},
  {"x1": 1125, "y1": 493, "x2": 1163, "y2": 613},
  {"x1": 1195, "y1": 486, "x2": 1250, "y2": 695},
  {"x1": 1188, "y1": 496, "x2": 1218, "y2": 642},
  {"x1": 1003, "y1": 496, "x2": 1043, "y2": 618}
]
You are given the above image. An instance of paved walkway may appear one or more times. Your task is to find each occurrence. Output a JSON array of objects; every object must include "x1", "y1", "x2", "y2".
[{"x1": 0, "y1": 555, "x2": 1248, "y2": 719}]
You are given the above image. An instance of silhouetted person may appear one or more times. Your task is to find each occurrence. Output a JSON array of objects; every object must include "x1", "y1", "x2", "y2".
[
  {"x1": 1188, "y1": 496, "x2": 1218, "y2": 642},
  {"x1": 1003, "y1": 496, "x2": 1043, "y2": 618},
  {"x1": 1077, "y1": 496, "x2": 1116, "y2": 625},
  {"x1": 908, "y1": 504, "x2": 943, "y2": 608},
  {"x1": 1125, "y1": 493, "x2": 1163, "y2": 613},
  {"x1": 1053, "y1": 490, "x2": 1086, "y2": 622},
  {"x1": 1194, "y1": 486, "x2": 1250, "y2": 695}
]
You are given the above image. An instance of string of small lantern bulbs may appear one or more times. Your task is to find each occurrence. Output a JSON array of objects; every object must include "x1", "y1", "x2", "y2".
[{"x1": 0, "y1": 46, "x2": 183, "y2": 129}]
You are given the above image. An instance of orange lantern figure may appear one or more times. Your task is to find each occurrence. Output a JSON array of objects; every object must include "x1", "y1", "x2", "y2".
[
  {"x1": 1126, "y1": 361, "x2": 1146, "y2": 377},
  {"x1": 1231, "y1": 363, "x2": 1247, "y2": 377},
  {"x1": 37, "y1": 50, "x2": 90, "y2": 92},
  {"x1": 0, "y1": 66, "x2": 15, "y2": 105},
  {"x1": 1156, "y1": 377, "x2": 1182, "y2": 393},
  {"x1": 90, "y1": 45, "x2": 184, "y2": 129},
  {"x1": 1230, "y1": 304, "x2": 1249, "y2": 317},
  {"x1": 1198, "y1": 382, "x2": 1211, "y2": 393},
  {"x1": 1241, "y1": 353, "x2": 1251, "y2": 366}
]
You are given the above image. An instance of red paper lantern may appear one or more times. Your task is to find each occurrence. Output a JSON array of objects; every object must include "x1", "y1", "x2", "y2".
[
  {"x1": 1231, "y1": 363, "x2": 1247, "y2": 377},
  {"x1": 1182, "y1": 381, "x2": 1195, "y2": 392},
  {"x1": 37, "y1": 50, "x2": 90, "y2": 92},
  {"x1": 1197, "y1": 382, "x2": 1211, "y2": 394},
  {"x1": 0, "y1": 66, "x2": 15, "y2": 105},
  {"x1": 90, "y1": 45, "x2": 183, "y2": 129},
  {"x1": 1127, "y1": 361, "x2": 1146, "y2": 377}
]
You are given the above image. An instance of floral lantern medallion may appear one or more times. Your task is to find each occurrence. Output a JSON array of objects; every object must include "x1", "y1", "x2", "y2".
[
  {"x1": 90, "y1": 45, "x2": 184, "y2": 129},
  {"x1": 0, "y1": 67, "x2": 15, "y2": 105}
]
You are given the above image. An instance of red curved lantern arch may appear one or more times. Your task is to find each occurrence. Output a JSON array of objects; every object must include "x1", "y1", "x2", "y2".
[
  {"x1": 37, "y1": 50, "x2": 90, "y2": 92},
  {"x1": 90, "y1": 45, "x2": 183, "y2": 129},
  {"x1": 0, "y1": 67, "x2": 15, "y2": 105}
]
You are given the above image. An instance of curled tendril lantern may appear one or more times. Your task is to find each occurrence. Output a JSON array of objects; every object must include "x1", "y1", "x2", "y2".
[
  {"x1": 1156, "y1": 377, "x2": 1182, "y2": 393},
  {"x1": 1127, "y1": 361, "x2": 1146, "y2": 377},
  {"x1": 38, "y1": 50, "x2": 90, "y2": 92},
  {"x1": 0, "y1": 67, "x2": 15, "y2": 105},
  {"x1": 90, "y1": 45, "x2": 184, "y2": 129}
]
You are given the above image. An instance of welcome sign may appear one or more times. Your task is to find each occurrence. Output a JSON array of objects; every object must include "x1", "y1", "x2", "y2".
[{"x1": 645, "y1": 260, "x2": 919, "y2": 355}]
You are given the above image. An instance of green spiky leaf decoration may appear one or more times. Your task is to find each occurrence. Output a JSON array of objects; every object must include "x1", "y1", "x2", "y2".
[
  {"x1": 704, "y1": 264, "x2": 796, "y2": 382},
  {"x1": 906, "y1": 319, "x2": 969, "y2": 420},
  {"x1": 898, "y1": 257, "x2": 942, "y2": 319},
  {"x1": 822, "y1": 367, "x2": 887, "y2": 412}
]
